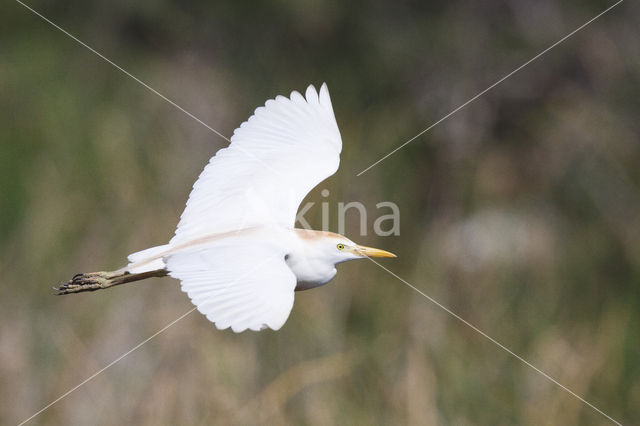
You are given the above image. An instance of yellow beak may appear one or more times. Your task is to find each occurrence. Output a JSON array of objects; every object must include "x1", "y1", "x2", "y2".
[{"x1": 352, "y1": 245, "x2": 397, "y2": 258}]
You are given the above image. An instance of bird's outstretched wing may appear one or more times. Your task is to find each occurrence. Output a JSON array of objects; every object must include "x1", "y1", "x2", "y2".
[
  {"x1": 171, "y1": 83, "x2": 342, "y2": 245},
  {"x1": 166, "y1": 232, "x2": 296, "y2": 332}
]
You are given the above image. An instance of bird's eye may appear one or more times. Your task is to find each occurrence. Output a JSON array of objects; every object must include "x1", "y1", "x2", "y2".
[{"x1": 337, "y1": 244, "x2": 345, "y2": 250}]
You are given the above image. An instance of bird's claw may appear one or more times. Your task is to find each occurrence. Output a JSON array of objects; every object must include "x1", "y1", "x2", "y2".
[{"x1": 54, "y1": 272, "x2": 110, "y2": 295}]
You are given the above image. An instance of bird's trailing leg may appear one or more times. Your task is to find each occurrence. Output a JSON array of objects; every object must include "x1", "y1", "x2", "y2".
[{"x1": 55, "y1": 269, "x2": 167, "y2": 295}]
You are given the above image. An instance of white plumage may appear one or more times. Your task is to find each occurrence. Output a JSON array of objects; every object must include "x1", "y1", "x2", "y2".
[
  {"x1": 166, "y1": 231, "x2": 296, "y2": 332},
  {"x1": 61, "y1": 83, "x2": 395, "y2": 332},
  {"x1": 171, "y1": 84, "x2": 341, "y2": 242}
]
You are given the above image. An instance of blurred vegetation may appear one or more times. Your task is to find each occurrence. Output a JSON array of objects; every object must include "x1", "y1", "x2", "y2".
[{"x1": 1, "y1": 0, "x2": 639, "y2": 424}]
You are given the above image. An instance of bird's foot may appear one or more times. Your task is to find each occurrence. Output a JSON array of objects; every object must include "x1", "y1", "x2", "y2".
[{"x1": 54, "y1": 271, "x2": 116, "y2": 295}]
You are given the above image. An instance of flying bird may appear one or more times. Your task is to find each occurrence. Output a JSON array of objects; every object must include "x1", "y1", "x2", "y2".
[{"x1": 56, "y1": 83, "x2": 396, "y2": 332}]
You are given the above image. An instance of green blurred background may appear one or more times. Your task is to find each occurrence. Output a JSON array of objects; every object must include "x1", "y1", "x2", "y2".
[{"x1": 2, "y1": 0, "x2": 639, "y2": 424}]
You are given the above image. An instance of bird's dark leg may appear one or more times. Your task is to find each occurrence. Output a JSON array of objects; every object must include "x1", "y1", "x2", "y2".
[{"x1": 54, "y1": 269, "x2": 167, "y2": 295}]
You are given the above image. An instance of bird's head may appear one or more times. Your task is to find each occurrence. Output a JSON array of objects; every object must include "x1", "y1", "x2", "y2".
[{"x1": 295, "y1": 230, "x2": 396, "y2": 265}]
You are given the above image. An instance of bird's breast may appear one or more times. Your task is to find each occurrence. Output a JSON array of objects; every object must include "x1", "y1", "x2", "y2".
[{"x1": 285, "y1": 254, "x2": 337, "y2": 291}]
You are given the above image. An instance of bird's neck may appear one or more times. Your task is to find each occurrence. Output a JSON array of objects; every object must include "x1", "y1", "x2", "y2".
[{"x1": 287, "y1": 229, "x2": 339, "y2": 291}]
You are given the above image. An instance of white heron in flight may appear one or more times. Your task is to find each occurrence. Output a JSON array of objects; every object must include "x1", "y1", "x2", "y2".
[{"x1": 56, "y1": 83, "x2": 396, "y2": 332}]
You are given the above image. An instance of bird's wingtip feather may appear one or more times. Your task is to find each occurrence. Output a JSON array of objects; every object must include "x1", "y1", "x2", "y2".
[
  {"x1": 318, "y1": 82, "x2": 332, "y2": 109},
  {"x1": 305, "y1": 84, "x2": 319, "y2": 104}
]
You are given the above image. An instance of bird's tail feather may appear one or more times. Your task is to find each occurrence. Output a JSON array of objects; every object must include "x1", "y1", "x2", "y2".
[{"x1": 127, "y1": 244, "x2": 171, "y2": 273}]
